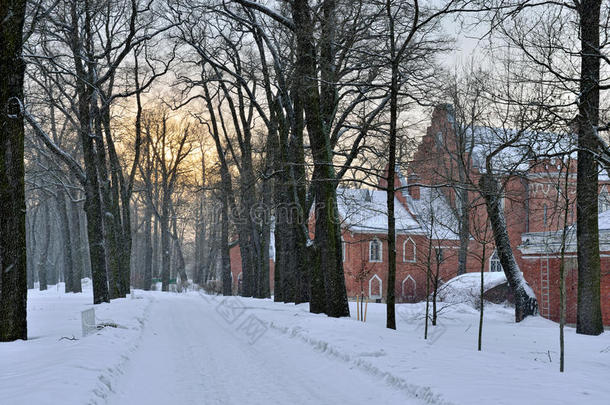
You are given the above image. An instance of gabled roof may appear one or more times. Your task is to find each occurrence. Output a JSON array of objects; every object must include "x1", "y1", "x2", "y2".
[
  {"x1": 336, "y1": 188, "x2": 421, "y2": 234},
  {"x1": 406, "y1": 187, "x2": 460, "y2": 240}
]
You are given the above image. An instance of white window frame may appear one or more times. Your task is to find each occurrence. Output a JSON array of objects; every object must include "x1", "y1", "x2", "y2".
[
  {"x1": 369, "y1": 238, "x2": 382, "y2": 262},
  {"x1": 369, "y1": 274, "x2": 382, "y2": 299},
  {"x1": 403, "y1": 237, "x2": 416, "y2": 263},
  {"x1": 341, "y1": 237, "x2": 346, "y2": 262},
  {"x1": 489, "y1": 250, "x2": 503, "y2": 272},
  {"x1": 401, "y1": 274, "x2": 416, "y2": 299}
]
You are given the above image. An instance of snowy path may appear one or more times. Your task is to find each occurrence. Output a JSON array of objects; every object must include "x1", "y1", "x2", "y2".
[{"x1": 108, "y1": 294, "x2": 413, "y2": 405}]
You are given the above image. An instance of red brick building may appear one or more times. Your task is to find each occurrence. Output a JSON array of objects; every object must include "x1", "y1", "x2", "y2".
[
  {"x1": 407, "y1": 104, "x2": 610, "y2": 325},
  {"x1": 336, "y1": 187, "x2": 461, "y2": 303}
]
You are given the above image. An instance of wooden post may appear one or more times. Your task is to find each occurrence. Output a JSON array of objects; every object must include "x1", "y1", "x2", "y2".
[
  {"x1": 360, "y1": 293, "x2": 364, "y2": 322},
  {"x1": 364, "y1": 298, "x2": 368, "y2": 323}
]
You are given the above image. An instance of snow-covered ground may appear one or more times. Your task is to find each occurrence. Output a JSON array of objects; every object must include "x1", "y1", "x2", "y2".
[{"x1": 1, "y1": 282, "x2": 609, "y2": 405}]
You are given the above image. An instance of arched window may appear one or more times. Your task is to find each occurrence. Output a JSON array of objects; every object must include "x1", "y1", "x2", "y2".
[
  {"x1": 369, "y1": 274, "x2": 382, "y2": 299},
  {"x1": 401, "y1": 275, "x2": 417, "y2": 302},
  {"x1": 403, "y1": 237, "x2": 416, "y2": 262},
  {"x1": 489, "y1": 250, "x2": 503, "y2": 272},
  {"x1": 369, "y1": 238, "x2": 382, "y2": 262}
]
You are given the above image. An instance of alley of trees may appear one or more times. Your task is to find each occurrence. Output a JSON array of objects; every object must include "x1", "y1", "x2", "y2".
[{"x1": 1, "y1": 0, "x2": 608, "y2": 343}]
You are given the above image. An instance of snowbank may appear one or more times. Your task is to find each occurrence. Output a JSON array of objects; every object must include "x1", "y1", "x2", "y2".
[
  {"x1": 437, "y1": 272, "x2": 508, "y2": 306},
  {"x1": 256, "y1": 298, "x2": 610, "y2": 405}
]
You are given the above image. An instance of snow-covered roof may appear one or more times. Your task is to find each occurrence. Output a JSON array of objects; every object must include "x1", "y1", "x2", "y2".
[
  {"x1": 464, "y1": 126, "x2": 610, "y2": 180},
  {"x1": 336, "y1": 188, "x2": 421, "y2": 234},
  {"x1": 467, "y1": 126, "x2": 573, "y2": 174},
  {"x1": 406, "y1": 187, "x2": 460, "y2": 240},
  {"x1": 519, "y1": 208, "x2": 610, "y2": 255}
]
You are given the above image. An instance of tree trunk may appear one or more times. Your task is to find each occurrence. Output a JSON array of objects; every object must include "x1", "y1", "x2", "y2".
[
  {"x1": 102, "y1": 104, "x2": 133, "y2": 297},
  {"x1": 38, "y1": 209, "x2": 51, "y2": 292},
  {"x1": 26, "y1": 209, "x2": 36, "y2": 290},
  {"x1": 160, "y1": 201, "x2": 171, "y2": 292},
  {"x1": 92, "y1": 103, "x2": 123, "y2": 300},
  {"x1": 576, "y1": 0, "x2": 604, "y2": 336},
  {"x1": 0, "y1": 0, "x2": 28, "y2": 341},
  {"x1": 56, "y1": 187, "x2": 75, "y2": 293},
  {"x1": 385, "y1": 1, "x2": 398, "y2": 329},
  {"x1": 478, "y1": 242, "x2": 487, "y2": 351},
  {"x1": 293, "y1": 0, "x2": 348, "y2": 318},
  {"x1": 480, "y1": 173, "x2": 537, "y2": 322},
  {"x1": 69, "y1": 200, "x2": 83, "y2": 293},
  {"x1": 70, "y1": 1, "x2": 109, "y2": 304},
  {"x1": 457, "y1": 186, "x2": 470, "y2": 276},
  {"x1": 171, "y1": 215, "x2": 189, "y2": 290},
  {"x1": 143, "y1": 201, "x2": 153, "y2": 290},
  {"x1": 221, "y1": 195, "x2": 232, "y2": 296}
]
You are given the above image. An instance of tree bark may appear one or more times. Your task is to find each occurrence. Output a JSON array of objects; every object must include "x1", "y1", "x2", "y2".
[
  {"x1": 221, "y1": 195, "x2": 232, "y2": 296},
  {"x1": 0, "y1": 0, "x2": 28, "y2": 341},
  {"x1": 38, "y1": 209, "x2": 51, "y2": 292},
  {"x1": 70, "y1": 1, "x2": 109, "y2": 304},
  {"x1": 160, "y1": 200, "x2": 171, "y2": 292},
  {"x1": 26, "y1": 209, "x2": 36, "y2": 290},
  {"x1": 480, "y1": 173, "x2": 537, "y2": 322},
  {"x1": 293, "y1": 0, "x2": 348, "y2": 317},
  {"x1": 56, "y1": 186, "x2": 75, "y2": 293},
  {"x1": 69, "y1": 200, "x2": 83, "y2": 293},
  {"x1": 456, "y1": 186, "x2": 470, "y2": 276},
  {"x1": 576, "y1": 0, "x2": 604, "y2": 335},
  {"x1": 143, "y1": 200, "x2": 153, "y2": 290},
  {"x1": 385, "y1": 0, "x2": 398, "y2": 330}
]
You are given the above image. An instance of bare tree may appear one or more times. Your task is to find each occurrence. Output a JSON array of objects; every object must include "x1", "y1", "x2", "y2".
[{"x1": 139, "y1": 108, "x2": 193, "y2": 292}]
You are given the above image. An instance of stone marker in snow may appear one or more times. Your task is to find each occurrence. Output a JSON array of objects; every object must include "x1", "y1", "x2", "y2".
[{"x1": 81, "y1": 308, "x2": 96, "y2": 337}]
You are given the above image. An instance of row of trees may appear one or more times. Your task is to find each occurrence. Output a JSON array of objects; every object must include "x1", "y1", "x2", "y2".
[{"x1": 1, "y1": 0, "x2": 609, "y2": 342}]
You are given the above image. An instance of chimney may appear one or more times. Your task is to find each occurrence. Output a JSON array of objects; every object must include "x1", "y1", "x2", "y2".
[{"x1": 408, "y1": 174, "x2": 420, "y2": 200}]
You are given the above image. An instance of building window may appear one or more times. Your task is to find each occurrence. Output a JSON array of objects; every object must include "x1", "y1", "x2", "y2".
[
  {"x1": 543, "y1": 204, "x2": 548, "y2": 227},
  {"x1": 435, "y1": 247, "x2": 444, "y2": 263},
  {"x1": 435, "y1": 131, "x2": 443, "y2": 148},
  {"x1": 341, "y1": 237, "x2": 346, "y2": 262},
  {"x1": 369, "y1": 274, "x2": 382, "y2": 299},
  {"x1": 490, "y1": 250, "x2": 503, "y2": 272},
  {"x1": 369, "y1": 238, "x2": 382, "y2": 262},
  {"x1": 403, "y1": 237, "x2": 416, "y2": 262},
  {"x1": 599, "y1": 187, "x2": 610, "y2": 213},
  {"x1": 401, "y1": 275, "x2": 416, "y2": 302}
]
